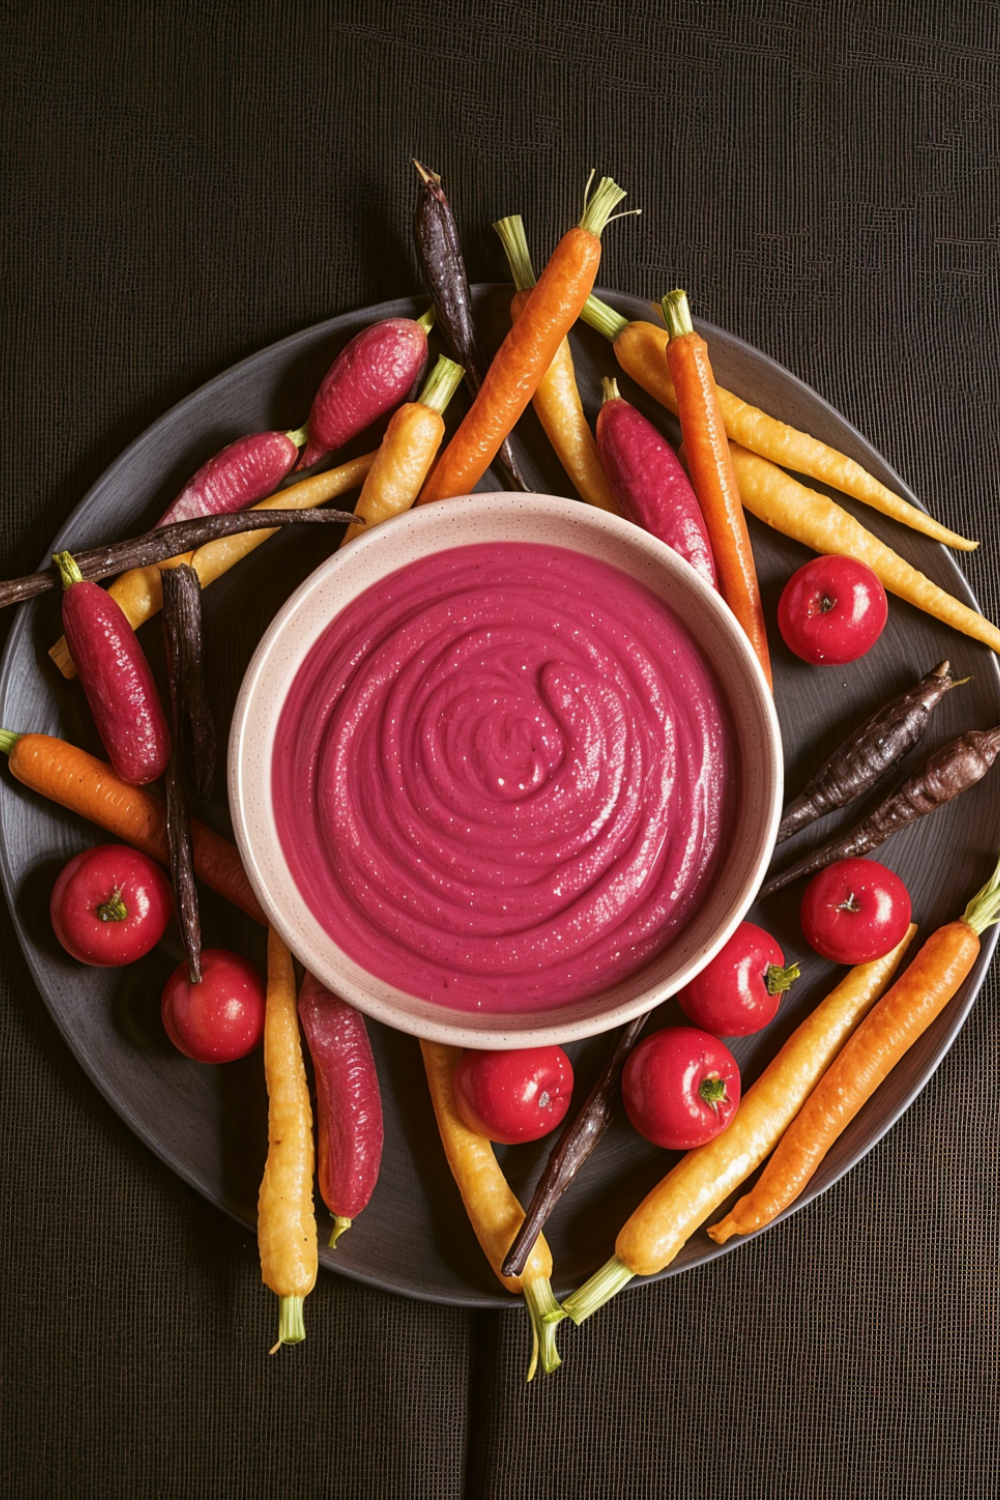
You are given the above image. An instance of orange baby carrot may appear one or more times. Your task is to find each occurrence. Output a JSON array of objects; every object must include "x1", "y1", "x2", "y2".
[
  {"x1": 492, "y1": 214, "x2": 620, "y2": 514},
  {"x1": 661, "y1": 290, "x2": 772, "y2": 688},
  {"x1": 418, "y1": 176, "x2": 628, "y2": 504},
  {"x1": 710, "y1": 853, "x2": 1000, "y2": 1243}
]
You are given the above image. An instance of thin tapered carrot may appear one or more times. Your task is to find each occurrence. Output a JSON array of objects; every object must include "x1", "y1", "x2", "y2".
[
  {"x1": 662, "y1": 290, "x2": 772, "y2": 689},
  {"x1": 580, "y1": 295, "x2": 977, "y2": 552},
  {"x1": 730, "y1": 441, "x2": 1000, "y2": 653},
  {"x1": 258, "y1": 927, "x2": 317, "y2": 1351},
  {"x1": 710, "y1": 854, "x2": 1000, "y2": 1243},
  {"x1": 341, "y1": 357, "x2": 464, "y2": 546},
  {"x1": 492, "y1": 214, "x2": 620, "y2": 515},
  {"x1": 0, "y1": 729, "x2": 265, "y2": 923},
  {"x1": 418, "y1": 176, "x2": 629, "y2": 504},
  {"x1": 547, "y1": 928, "x2": 916, "y2": 1326},
  {"x1": 419, "y1": 1039, "x2": 562, "y2": 1380},
  {"x1": 49, "y1": 452, "x2": 376, "y2": 678}
]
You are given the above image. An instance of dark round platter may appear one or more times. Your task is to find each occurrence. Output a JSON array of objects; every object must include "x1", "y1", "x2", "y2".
[{"x1": 1, "y1": 287, "x2": 998, "y2": 1307}]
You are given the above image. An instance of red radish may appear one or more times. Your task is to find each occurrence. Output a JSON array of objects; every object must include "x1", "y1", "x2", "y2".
[
  {"x1": 297, "y1": 971, "x2": 384, "y2": 1245},
  {"x1": 54, "y1": 550, "x2": 171, "y2": 784},
  {"x1": 596, "y1": 378, "x2": 717, "y2": 590},
  {"x1": 300, "y1": 311, "x2": 434, "y2": 467},
  {"x1": 161, "y1": 948, "x2": 266, "y2": 1063},
  {"x1": 50, "y1": 844, "x2": 172, "y2": 966},
  {"x1": 156, "y1": 429, "x2": 306, "y2": 527}
]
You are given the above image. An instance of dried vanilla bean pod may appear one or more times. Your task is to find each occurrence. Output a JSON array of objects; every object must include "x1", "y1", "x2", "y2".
[{"x1": 161, "y1": 565, "x2": 216, "y2": 803}]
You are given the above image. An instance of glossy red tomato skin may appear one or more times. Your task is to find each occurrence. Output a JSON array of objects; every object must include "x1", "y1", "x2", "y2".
[
  {"x1": 452, "y1": 1046, "x2": 574, "y2": 1144},
  {"x1": 50, "y1": 844, "x2": 172, "y2": 966},
  {"x1": 800, "y1": 858, "x2": 912, "y2": 964},
  {"x1": 777, "y1": 555, "x2": 888, "y2": 665},
  {"x1": 622, "y1": 1027, "x2": 740, "y2": 1150},
  {"x1": 161, "y1": 949, "x2": 265, "y2": 1063},
  {"x1": 677, "y1": 921, "x2": 789, "y2": 1036}
]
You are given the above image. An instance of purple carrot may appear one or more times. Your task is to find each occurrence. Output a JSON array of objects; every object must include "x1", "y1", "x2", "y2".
[
  {"x1": 596, "y1": 379, "x2": 718, "y2": 590},
  {"x1": 300, "y1": 310, "x2": 435, "y2": 468},
  {"x1": 156, "y1": 428, "x2": 306, "y2": 527},
  {"x1": 54, "y1": 550, "x2": 171, "y2": 784},
  {"x1": 297, "y1": 971, "x2": 384, "y2": 1247}
]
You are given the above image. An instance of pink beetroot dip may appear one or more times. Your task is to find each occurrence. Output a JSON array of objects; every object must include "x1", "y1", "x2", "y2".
[{"x1": 272, "y1": 541, "x2": 735, "y2": 1012}]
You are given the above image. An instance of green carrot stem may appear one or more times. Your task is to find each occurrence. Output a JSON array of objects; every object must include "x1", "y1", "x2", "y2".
[
  {"x1": 52, "y1": 551, "x2": 83, "y2": 589},
  {"x1": 329, "y1": 1215, "x2": 351, "y2": 1248},
  {"x1": 522, "y1": 1276, "x2": 563, "y2": 1381},
  {"x1": 418, "y1": 356, "x2": 464, "y2": 415},
  {"x1": 661, "y1": 290, "x2": 695, "y2": 340},
  {"x1": 963, "y1": 849, "x2": 1000, "y2": 934},
  {"x1": 580, "y1": 294, "x2": 629, "y2": 343},
  {"x1": 269, "y1": 1294, "x2": 305, "y2": 1353},
  {"x1": 578, "y1": 176, "x2": 628, "y2": 238},
  {"x1": 0, "y1": 729, "x2": 24, "y2": 756},
  {"x1": 415, "y1": 306, "x2": 437, "y2": 335},
  {"x1": 492, "y1": 215, "x2": 537, "y2": 293},
  {"x1": 285, "y1": 424, "x2": 309, "y2": 448},
  {"x1": 553, "y1": 1254, "x2": 635, "y2": 1326}
]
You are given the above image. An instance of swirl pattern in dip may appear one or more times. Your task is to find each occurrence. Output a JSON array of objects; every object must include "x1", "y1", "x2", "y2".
[{"x1": 272, "y1": 541, "x2": 735, "y2": 1012}]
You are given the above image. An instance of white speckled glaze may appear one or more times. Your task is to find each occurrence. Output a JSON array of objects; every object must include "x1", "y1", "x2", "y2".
[{"x1": 228, "y1": 493, "x2": 782, "y2": 1047}]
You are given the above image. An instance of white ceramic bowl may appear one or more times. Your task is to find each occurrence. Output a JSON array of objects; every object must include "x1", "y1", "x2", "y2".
[{"x1": 228, "y1": 493, "x2": 782, "y2": 1047}]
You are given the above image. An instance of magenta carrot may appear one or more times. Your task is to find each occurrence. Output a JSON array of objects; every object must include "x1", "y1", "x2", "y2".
[
  {"x1": 301, "y1": 309, "x2": 435, "y2": 467},
  {"x1": 596, "y1": 378, "x2": 718, "y2": 590},
  {"x1": 157, "y1": 428, "x2": 307, "y2": 527},
  {"x1": 54, "y1": 550, "x2": 170, "y2": 785},
  {"x1": 296, "y1": 971, "x2": 384, "y2": 1246}
]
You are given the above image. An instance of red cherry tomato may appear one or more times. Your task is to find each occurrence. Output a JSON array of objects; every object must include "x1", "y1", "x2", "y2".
[
  {"x1": 622, "y1": 1027, "x2": 740, "y2": 1150},
  {"x1": 800, "y1": 857, "x2": 912, "y2": 964},
  {"x1": 50, "y1": 844, "x2": 172, "y2": 966},
  {"x1": 452, "y1": 1046, "x2": 574, "y2": 1144},
  {"x1": 161, "y1": 949, "x2": 265, "y2": 1063},
  {"x1": 677, "y1": 921, "x2": 800, "y2": 1036},
  {"x1": 778, "y1": 555, "x2": 888, "y2": 665}
]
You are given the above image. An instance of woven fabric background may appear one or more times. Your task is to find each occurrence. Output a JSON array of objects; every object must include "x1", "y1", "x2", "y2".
[{"x1": 3, "y1": 2, "x2": 999, "y2": 1496}]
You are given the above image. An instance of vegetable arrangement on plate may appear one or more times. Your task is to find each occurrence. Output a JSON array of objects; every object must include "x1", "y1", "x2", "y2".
[{"x1": 1, "y1": 161, "x2": 999, "y2": 1381}]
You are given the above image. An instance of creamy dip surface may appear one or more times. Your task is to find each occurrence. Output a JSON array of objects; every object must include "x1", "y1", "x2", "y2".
[{"x1": 272, "y1": 541, "x2": 736, "y2": 1012}]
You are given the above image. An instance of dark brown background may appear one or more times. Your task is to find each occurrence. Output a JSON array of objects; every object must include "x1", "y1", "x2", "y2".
[{"x1": 3, "y1": 3, "x2": 999, "y2": 1496}]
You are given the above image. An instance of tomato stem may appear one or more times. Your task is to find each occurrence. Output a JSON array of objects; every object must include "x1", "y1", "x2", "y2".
[
  {"x1": 522, "y1": 1276, "x2": 563, "y2": 1381},
  {"x1": 329, "y1": 1215, "x2": 351, "y2": 1248},
  {"x1": 269, "y1": 1295, "x2": 305, "y2": 1354},
  {"x1": 96, "y1": 887, "x2": 128, "y2": 923},
  {"x1": 555, "y1": 1254, "x2": 635, "y2": 1326},
  {"x1": 699, "y1": 1074, "x2": 728, "y2": 1108},
  {"x1": 765, "y1": 960, "x2": 801, "y2": 995}
]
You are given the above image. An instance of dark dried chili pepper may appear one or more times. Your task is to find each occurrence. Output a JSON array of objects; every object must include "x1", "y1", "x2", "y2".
[
  {"x1": 161, "y1": 564, "x2": 215, "y2": 802},
  {"x1": 0, "y1": 507, "x2": 361, "y2": 611},
  {"x1": 777, "y1": 661, "x2": 966, "y2": 843},
  {"x1": 501, "y1": 1010, "x2": 651, "y2": 1279},
  {"x1": 761, "y1": 724, "x2": 1000, "y2": 898},
  {"x1": 413, "y1": 160, "x2": 528, "y2": 491}
]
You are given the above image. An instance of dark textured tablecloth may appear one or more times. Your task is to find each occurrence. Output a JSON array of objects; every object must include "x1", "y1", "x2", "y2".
[{"x1": 3, "y1": 3, "x2": 999, "y2": 1496}]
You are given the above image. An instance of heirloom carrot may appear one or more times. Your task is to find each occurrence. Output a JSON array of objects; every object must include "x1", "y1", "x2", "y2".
[
  {"x1": 492, "y1": 214, "x2": 619, "y2": 514},
  {"x1": 341, "y1": 356, "x2": 464, "y2": 545},
  {"x1": 49, "y1": 452, "x2": 375, "y2": 677},
  {"x1": 418, "y1": 175, "x2": 629, "y2": 504},
  {"x1": 258, "y1": 928, "x2": 318, "y2": 1351},
  {"x1": 729, "y1": 442, "x2": 1000, "y2": 654},
  {"x1": 419, "y1": 1038, "x2": 562, "y2": 1380},
  {"x1": 711, "y1": 855, "x2": 1000, "y2": 1242},
  {"x1": 580, "y1": 294, "x2": 976, "y2": 551},
  {"x1": 662, "y1": 290, "x2": 771, "y2": 687},
  {"x1": 548, "y1": 929, "x2": 916, "y2": 1326},
  {"x1": 0, "y1": 730, "x2": 265, "y2": 924}
]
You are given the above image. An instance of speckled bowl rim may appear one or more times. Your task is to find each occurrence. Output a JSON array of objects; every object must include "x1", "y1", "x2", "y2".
[{"x1": 228, "y1": 492, "x2": 782, "y2": 1047}]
